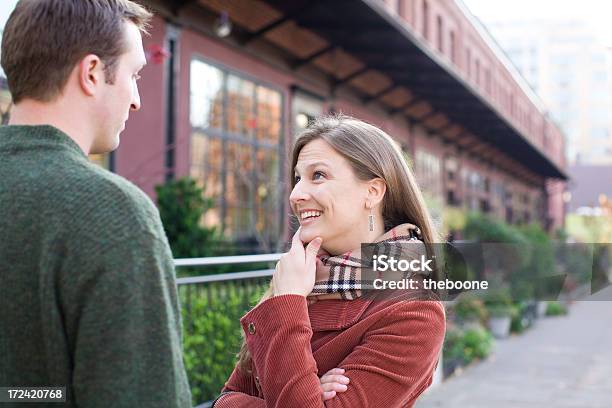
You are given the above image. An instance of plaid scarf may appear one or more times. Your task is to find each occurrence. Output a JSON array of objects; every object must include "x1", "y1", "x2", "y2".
[{"x1": 307, "y1": 223, "x2": 428, "y2": 304}]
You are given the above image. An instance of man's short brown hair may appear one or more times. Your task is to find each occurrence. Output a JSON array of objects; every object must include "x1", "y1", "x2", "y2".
[{"x1": 1, "y1": 0, "x2": 152, "y2": 104}]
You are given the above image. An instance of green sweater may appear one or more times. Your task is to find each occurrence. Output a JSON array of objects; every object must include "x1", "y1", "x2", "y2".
[{"x1": 0, "y1": 125, "x2": 191, "y2": 407}]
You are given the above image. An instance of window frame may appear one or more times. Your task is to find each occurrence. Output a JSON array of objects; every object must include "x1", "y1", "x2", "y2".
[{"x1": 188, "y1": 55, "x2": 286, "y2": 252}]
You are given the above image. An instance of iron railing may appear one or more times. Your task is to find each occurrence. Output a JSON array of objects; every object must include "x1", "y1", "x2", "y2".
[{"x1": 175, "y1": 254, "x2": 279, "y2": 408}]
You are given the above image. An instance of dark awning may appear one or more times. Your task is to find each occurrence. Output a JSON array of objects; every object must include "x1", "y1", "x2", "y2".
[{"x1": 260, "y1": 0, "x2": 567, "y2": 180}]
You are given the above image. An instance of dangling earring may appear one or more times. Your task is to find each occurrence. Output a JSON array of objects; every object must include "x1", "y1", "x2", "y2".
[{"x1": 368, "y1": 207, "x2": 374, "y2": 232}]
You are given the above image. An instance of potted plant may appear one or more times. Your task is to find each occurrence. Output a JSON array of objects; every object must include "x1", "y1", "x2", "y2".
[
  {"x1": 486, "y1": 304, "x2": 513, "y2": 338},
  {"x1": 453, "y1": 293, "x2": 488, "y2": 330},
  {"x1": 536, "y1": 300, "x2": 548, "y2": 318},
  {"x1": 545, "y1": 301, "x2": 568, "y2": 316},
  {"x1": 442, "y1": 326, "x2": 465, "y2": 378},
  {"x1": 483, "y1": 287, "x2": 513, "y2": 339}
]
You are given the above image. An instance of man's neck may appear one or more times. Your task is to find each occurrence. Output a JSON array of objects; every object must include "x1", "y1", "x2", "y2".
[{"x1": 9, "y1": 99, "x2": 92, "y2": 155}]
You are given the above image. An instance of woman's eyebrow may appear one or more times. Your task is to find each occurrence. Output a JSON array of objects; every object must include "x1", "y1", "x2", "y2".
[{"x1": 294, "y1": 161, "x2": 330, "y2": 173}]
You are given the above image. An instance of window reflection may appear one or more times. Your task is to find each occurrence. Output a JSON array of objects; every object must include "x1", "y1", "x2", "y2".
[
  {"x1": 0, "y1": 80, "x2": 11, "y2": 125},
  {"x1": 415, "y1": 149, "x2": 442, "y2": 201},
  {"x1": 89, "y1": 153, "x2": 110, "y2": 169},
  {"x1": 256, "y1": 86, "x2": 281, "y2": 143},
  {"x1": 190, "y1": 60, "x2": 223, "y2": 129},
  {"x1": 227, "y1": 75, "x2": 255, "y2": 137},
  {"x1": 189, "y1": 59, "x2": 283, "y2": 252}
]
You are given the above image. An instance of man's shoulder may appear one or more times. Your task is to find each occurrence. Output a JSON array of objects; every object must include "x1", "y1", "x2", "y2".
[
  {"x1": 58, "y1": 162, "x2": 165, "y2": 242},
  {"x1": 81, "y1": 164, "x2": 153, "y2": 211}
]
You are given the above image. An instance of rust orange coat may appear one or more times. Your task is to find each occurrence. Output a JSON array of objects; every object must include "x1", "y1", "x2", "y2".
[{"x1": 213, "y1": 289, "x2": 445, "y2": 407}]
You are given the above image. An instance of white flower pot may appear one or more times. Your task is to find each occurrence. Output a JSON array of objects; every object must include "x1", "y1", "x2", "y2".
[
  {"x1": 536, "y1": 301, "x2": 548, "y2": 318},
  {"x1": 488, "y1": 315, "x2": 511, "y2": 338}
]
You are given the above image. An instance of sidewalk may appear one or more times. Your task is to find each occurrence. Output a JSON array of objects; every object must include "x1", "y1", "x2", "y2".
[{"x1": 416, "y1": 293, "x2": 612, "y2": 408}]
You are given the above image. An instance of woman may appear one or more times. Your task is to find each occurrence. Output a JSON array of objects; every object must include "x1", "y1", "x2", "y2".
[{"x1": 213, "y1": 114, "x2": 446, "y2": 407}]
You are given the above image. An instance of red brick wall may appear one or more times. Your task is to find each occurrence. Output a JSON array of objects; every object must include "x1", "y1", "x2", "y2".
[{"x1": 115, "y1": 14, "x2": 167, "y2": 198}]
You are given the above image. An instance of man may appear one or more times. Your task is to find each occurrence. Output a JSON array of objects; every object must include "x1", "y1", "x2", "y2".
[{"x1": 0, "y1": 1, "x2": 191, "y2": 406}]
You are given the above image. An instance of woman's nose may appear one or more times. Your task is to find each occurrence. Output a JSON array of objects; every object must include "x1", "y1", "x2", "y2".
[{"x1": 289, "y1": 183, "x2": 310, "y2": 204}]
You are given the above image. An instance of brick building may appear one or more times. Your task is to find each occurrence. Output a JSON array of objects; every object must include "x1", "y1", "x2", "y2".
[{"x1": 6, "y1": 0, "x2": 569, "y2": 252}]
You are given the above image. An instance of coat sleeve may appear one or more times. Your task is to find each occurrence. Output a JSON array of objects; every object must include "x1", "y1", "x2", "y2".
[
  {"x1": 220, "y1": 361, "x2": 256, "y2": 394},
  {"x1": 213, "y1": 392, "x2": 265, "y2": 408},
  {"x1": 213, "y1": 362, "x2": 265, "y2": 407},
  {"x1": 237, "y1": 294, "x2": 446, "y2": 407}
]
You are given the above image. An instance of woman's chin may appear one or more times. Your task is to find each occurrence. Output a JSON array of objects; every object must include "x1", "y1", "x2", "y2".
[{"x1": 299, "y1": 227, "x2": 320, "y2": 243}]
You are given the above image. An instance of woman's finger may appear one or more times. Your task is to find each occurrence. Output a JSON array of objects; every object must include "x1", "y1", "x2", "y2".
[
  {"x1": 305, "y1": 237, "x2": 322, "y2": 267},
  {"x1": 323, "y1": 368, "x2": 345, "y2": 376},
  {"x1": 320, "y1": 382, "x2": 348, "y2": 393},
  {"x1": 320, "y1": 374, "x2": 350, "y2": 385},
  {"x1": 290, "y1": 227, "x2": 303, "y2": 252},
  {"x1": 322, "y1": 390, "x2": 336, "y2": 401}
]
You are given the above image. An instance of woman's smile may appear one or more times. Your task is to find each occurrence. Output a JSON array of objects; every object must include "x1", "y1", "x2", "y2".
[{"x1": 299, "y1": 209, "x2": 323, "y2": 226}]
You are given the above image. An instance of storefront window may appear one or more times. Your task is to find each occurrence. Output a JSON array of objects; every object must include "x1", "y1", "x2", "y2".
[
  {"x1": 189, "y1": 59, "x2": 284, "y2": 252},
  {"x1": 415, "y1": 149, "x2": 442, "y2": 201},
  {"x1": 89, "y1": 154, "x2": 111, "y2": 169}
]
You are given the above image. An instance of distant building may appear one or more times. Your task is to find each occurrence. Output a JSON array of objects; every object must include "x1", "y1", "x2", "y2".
[
  {"x1": 567, "y1": 164, "x2": 612, "y2": 213},
  {"x1": 484, "y1": 19, "x2": 612, "y2": 166}
]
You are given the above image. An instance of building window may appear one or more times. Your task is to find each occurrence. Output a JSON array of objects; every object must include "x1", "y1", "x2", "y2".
[
  {"x1": 447, "y1": 190, "x2": 460, "y2": 206},
  {"x1": 189, "y1": 59, "x2": 284, "y2": 252},
  {"x1": 450, "y1": 30, "x2": 456, "y2": 64},
  {"x1": 292, "y1": 90, "x2": 323, "y2": 134},
  {"x1": 89, "y1": 153, "x2": 112, "y2": 169},
  {"x1": 415, "y1": 149, "x2": 442, "y2": 201},
  {"x1": 397, "y1": 0, "x2": 406, "y2": 18},
  {"x1": 436, "y1": 15, "x2": 443, "y2": 52},
  {"x1": 0, "y1": 77, "x2": 11, "y2": 125},
  {"x1": 422, "y1": 0, "x2": 429, "y2": 40}
]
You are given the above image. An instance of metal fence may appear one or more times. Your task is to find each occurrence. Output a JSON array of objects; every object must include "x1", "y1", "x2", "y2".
[{"x1": 175, "y1": 254, "x2": 280, "y2": 408}]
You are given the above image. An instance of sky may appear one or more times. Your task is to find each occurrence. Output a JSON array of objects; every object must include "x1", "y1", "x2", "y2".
[
  {"x1": 462, "y1": 0, "x2": 612, "y2": 47},
  {"x1": 0, "y1": 1, "x2": 17, "y2": 30}
]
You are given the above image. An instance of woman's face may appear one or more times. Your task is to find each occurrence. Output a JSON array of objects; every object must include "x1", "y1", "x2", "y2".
[{"x1": 290, "y1": 139, "x2": 371, "y2": 255}]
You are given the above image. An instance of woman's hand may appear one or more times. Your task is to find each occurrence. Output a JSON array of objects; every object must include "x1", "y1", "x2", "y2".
[
  {"x1": 273, "y1": 227, "x2": 322, "y2": 297},
  {"x1": 320, "y1": 368, "x2": 350, "y2": 401}
]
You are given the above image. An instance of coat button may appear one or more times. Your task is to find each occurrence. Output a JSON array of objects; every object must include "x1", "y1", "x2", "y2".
[{"x1": 248, "y1": 322, "x2": 256, "y2": 334}]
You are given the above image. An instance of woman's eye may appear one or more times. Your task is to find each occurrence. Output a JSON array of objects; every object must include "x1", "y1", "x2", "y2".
[
  {"x1": 313, "y1": 171, "x2": 325, "y2": 180},
  {"x1": 294, "y1": 175, "x2": 301, "y2": 183}
]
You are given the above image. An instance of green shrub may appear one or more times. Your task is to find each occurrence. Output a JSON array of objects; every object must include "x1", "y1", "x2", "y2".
[
  {"x1": 515, "y1": 224, "x2": 555, "y2": 301},
  {"x1": 509, "y1": 303, "x2": 527, "y2": 333},
  {"x1": 482, "y1": 286, "x2": 513, "y2": 318},
  {"x1": 156, "y1": 177, "x2": 272, "y2": 276},
  {"x1": 486, "y1": 303, "x2": 513, "y2": 318},
  {"x1": 482, "y1": 286, "x2": 513, "y2": 308},
  {"x1": 545, "y1": 301, "x2": 568, "y2": 316},
  {"x1": 443, "y1": 325, "x2": 493, "y2": 366},
  {"x1": 156, "y1": 177, "x2": 219, "y2": 259},
  {"x1": 442, "y1": 326, "x2": 465, "y2": 362},
  {"x1": 181, "y1": 281, "x2": 268, "y2": 405},
  {"x1": 461, "y1": 328, "x2": 493, "y2": 362},
  {"x1": 463, "y1": 212, "x2": 527, "y2": 244},
  {"x1": 453, "y1": 293, "x2": 488, "y2": 326}
]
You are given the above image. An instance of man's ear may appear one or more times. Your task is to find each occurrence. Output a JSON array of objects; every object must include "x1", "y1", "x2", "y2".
[
  {"x1": 367, "y1": 178, "x2": 386, "y2": 208},
  {"x1": 78, "y1": 54, "x2": 103, "y2": 97}
]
